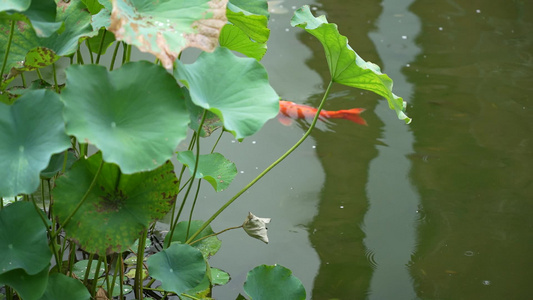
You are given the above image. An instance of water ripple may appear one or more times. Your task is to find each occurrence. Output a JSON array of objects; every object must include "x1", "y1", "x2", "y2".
[{"x1": 365, "y1": 248, "x2": 378, "y2": 269}]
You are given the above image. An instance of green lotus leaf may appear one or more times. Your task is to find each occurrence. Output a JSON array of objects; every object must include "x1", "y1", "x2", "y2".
[
  {"x1": 174, "y1": 46, "x2": 279, "y2": 140},
  {"x1": 0, "y1": 0, "x2": 96, "y2": 76},
  {"x1": 0, "y1": 0, "x2": 61, "y2": 38},
  {"x1": 0, "y1": 90, "x2": 70, "y2": 197},
  {"x1": 228, "y1": 0, "x2": 269, "y2": 18},
  {"x1": 90, "y1": 0, "x2": 111, "y2": 30},
  {"x1": 183, "y1": 87, "x2": 223, "y2": 137},
  {"x1": 211, "y1": 267, "x2": 230, "y2": 286},
  {"x1": 219, "y1": 23, "x2": 267, "y2": 60},
  {"x1": 177, "y1": 151, "x2": 237, "y2": 192},
  {"x1": 40, "y1": 150, "x2": 77, "y2": 179},
  {"x1": 0, "y1": 0, "x2": 30, "y2": 12},
  {"x1": 72, "y1": 260, "x2": 106, "y2": 280},
  {"x1": 109, "y1": 0, "x2": 228, "y2": 69},
  {"x1": 82, "y1": 0, "x2": 104, "y2": 15},
  {"x1": 244, "y1": 264, "x2": 306, "y2": 300},
  {"x1": 53, "y1": 152, "x2": 179, "y2": 254},
  {"x1": 226, "y1": 9, "x2": 270, "y2": 44},
  {"x1": 61, "y1": 62, "x2": 189, "y2": 174},
  {"x1": 147, "y1": 243, "x2": 207, "y2": 296},
  {"x1": 164, "y1": 220, "x2": 221, "y2": 258},
  {"x1": 87, "y1": 29, "x2": 115, "y2": 54},
  {"x1": 0, "y1": 265, "x2": 49, "y2": 300},
  {"x1": 18, "y1": 47, "x2": 60, "y2": 71},
  {"x1": 291, "y1": 5, "x2": 411, "y2": 124},
  {"x1": 0, "y1": 201, "x2": 52, "y2": 275},
  {"x1": 39, "y1": 273, "x2": 90, "y2": 300}
]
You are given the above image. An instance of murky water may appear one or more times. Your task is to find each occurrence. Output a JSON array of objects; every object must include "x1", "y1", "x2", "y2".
[{"x1": 193, "y1": 0, "x2": 533, "y2": 299}]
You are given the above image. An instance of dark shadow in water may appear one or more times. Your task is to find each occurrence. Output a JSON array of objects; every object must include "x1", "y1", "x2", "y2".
[
  {"x1": 295, "y1": 1, "x2": 388, "y2": 298},
  {"x1": 406, "y1": 0, "x2": 533, "y2": 299}
]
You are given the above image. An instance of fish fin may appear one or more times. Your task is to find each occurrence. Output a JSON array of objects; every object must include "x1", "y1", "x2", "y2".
[
  {"x1": 333, "y1": 108, "x2": 367, "y2": 126},
  {"x1": 277, "y1": 114, "x2": 293, "y2": 126}
]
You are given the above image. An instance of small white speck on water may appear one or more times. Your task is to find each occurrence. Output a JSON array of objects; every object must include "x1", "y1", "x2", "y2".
[
  {"x1": 438, "y1": 27, "x2": 443, "y2": 31},
  {"x1": 312, "y1": 7, "x2": 318, "y2": 11},
  {"x1": 231, "y1": 140, "x2": 236, "y2": 143},
  {"x1": 402, "y1": 35, "x2": 407, "y2": 39},
  {"x1": 340, "y1": 206, "x2": 344, "y2": 209},
  {"x1": 482, "y1": 280, "x2": 491, "y2": 286},
  {"x1": 252, "y1": 141, "x2": 256, "y2": 144},
  {"x1": 240, "y1": 171, "x2": 244, "y2": 174},
  {"x1": 406, "y1": 63, "x2": 411, "y2": 67},
  {"x1": 285, "y1": 28, "x2": 289, "y2": 32},
  {"x1": 312, "y1": 145, "x2": 316, "y2": 149},
  {"x1": 476, "y1": 9, "x2": 481, "y2": 13}
]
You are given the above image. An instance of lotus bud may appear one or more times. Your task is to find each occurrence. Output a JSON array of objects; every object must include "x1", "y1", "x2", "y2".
[{"x1": 242, "y1": 212, "x2": 271, "y2": 244}]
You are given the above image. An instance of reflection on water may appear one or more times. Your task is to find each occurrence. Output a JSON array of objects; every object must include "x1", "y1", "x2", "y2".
[
  {"x1": 406, "y1": 0, "x2": 533, "y2": 299},
  {"x1": 295, "y1": 0, "x2": 532, "y2": 299}
]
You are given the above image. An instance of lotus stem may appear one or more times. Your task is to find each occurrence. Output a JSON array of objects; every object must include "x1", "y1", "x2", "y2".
[
  {"x1": 167, "y1": 111, "x2": 207, "y2": 247},
  {"x1": 186, "y1": 80, "x2": 334, "y2": 244},
  {"x1": 95, "y1": 30, "x2": 107, "y2": 65},
  {"x1": 0, "y1": 20, "x2": 14, "y2": 83}
]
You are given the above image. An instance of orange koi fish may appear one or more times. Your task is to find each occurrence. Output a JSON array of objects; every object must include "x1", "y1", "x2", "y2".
[{"x1": 278, "y1": 100, "x2": 367, "y2": 126}]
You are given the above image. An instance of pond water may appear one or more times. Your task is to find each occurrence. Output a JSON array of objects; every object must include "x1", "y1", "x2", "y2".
[
  {"x1": 18, "y1": 0, "x2": 531, "y2": 299},
  {"x1": 187, "y1": 0, "x2": 533, "y2": 299}
]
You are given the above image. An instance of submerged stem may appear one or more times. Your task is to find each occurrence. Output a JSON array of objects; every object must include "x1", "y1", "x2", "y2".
[{"x1": 186, "y1": 81, "x2": 334, "y2": 244}]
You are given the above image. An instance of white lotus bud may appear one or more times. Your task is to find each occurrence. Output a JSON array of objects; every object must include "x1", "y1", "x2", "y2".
[{"x1": 242, "y1": 212, "x2": 271, "y2": 244}]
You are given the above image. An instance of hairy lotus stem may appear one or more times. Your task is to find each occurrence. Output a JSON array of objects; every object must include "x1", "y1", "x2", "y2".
[{"x1": 186, "y1": 80, "x2": 334, "y2": 244}]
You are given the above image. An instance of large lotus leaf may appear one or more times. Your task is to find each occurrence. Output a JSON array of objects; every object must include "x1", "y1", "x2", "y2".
[
  {"x1": 0, "y1": 0, "x2": 96, "y2": 76},
  {"x1": 219, "y1": 23, "x2": 267, "y2": 61},
  {"x1": 243, "y1": 264, "x2": 306, "y2": 300},
  {"x1": 53, "y1": 152, "x2": 179, "y2": 254},
  {"x1": 109, "y1": 0, "x2": 228, "y2": 69},
  {"x1": 177, "y1": 151, "x2": 237, "y2": 192},
  {"x1": 291, "y1": 5, "x2": 411, "y2": 124},
  {"x1": 0, "y1": 0, "x2": 61, "y2": 38},
  {"x1": 39, "y1": 273, "x2": 91, "y2": 300},
  {"x1": 174, "y1": 46, "x2": 279, "y2": 140},
  {"x1": 0, "y1": 265, "x2": 49, "y2": 300},
  {"x1": 61, "y1": 62, "x2": 189, "y2": 174},
  {"x1": 164, "y1": 220, "x2": 221, "y2": 258},
  {"x1": 0, "y1": 201, "x2": 52, "y2": 275},
  {"x1": 147, "y1": 243, "x2": 207, "y2": 296},
  {"x1": 0, "y1": 90, "x2": 70, "y2": 197}
]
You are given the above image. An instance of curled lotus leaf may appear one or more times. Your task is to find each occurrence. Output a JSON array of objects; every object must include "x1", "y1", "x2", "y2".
[
  {"x1": 291, "y1": 5, "x2": 411, "y2": 124},
  {"x1": 109, "y1": 0, "x2": 228, "y2": 69}
]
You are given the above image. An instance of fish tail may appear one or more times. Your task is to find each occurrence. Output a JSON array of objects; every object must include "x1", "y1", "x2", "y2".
[{"x1": 328, "y1": 108, "x2": 367, "y2": 125}]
